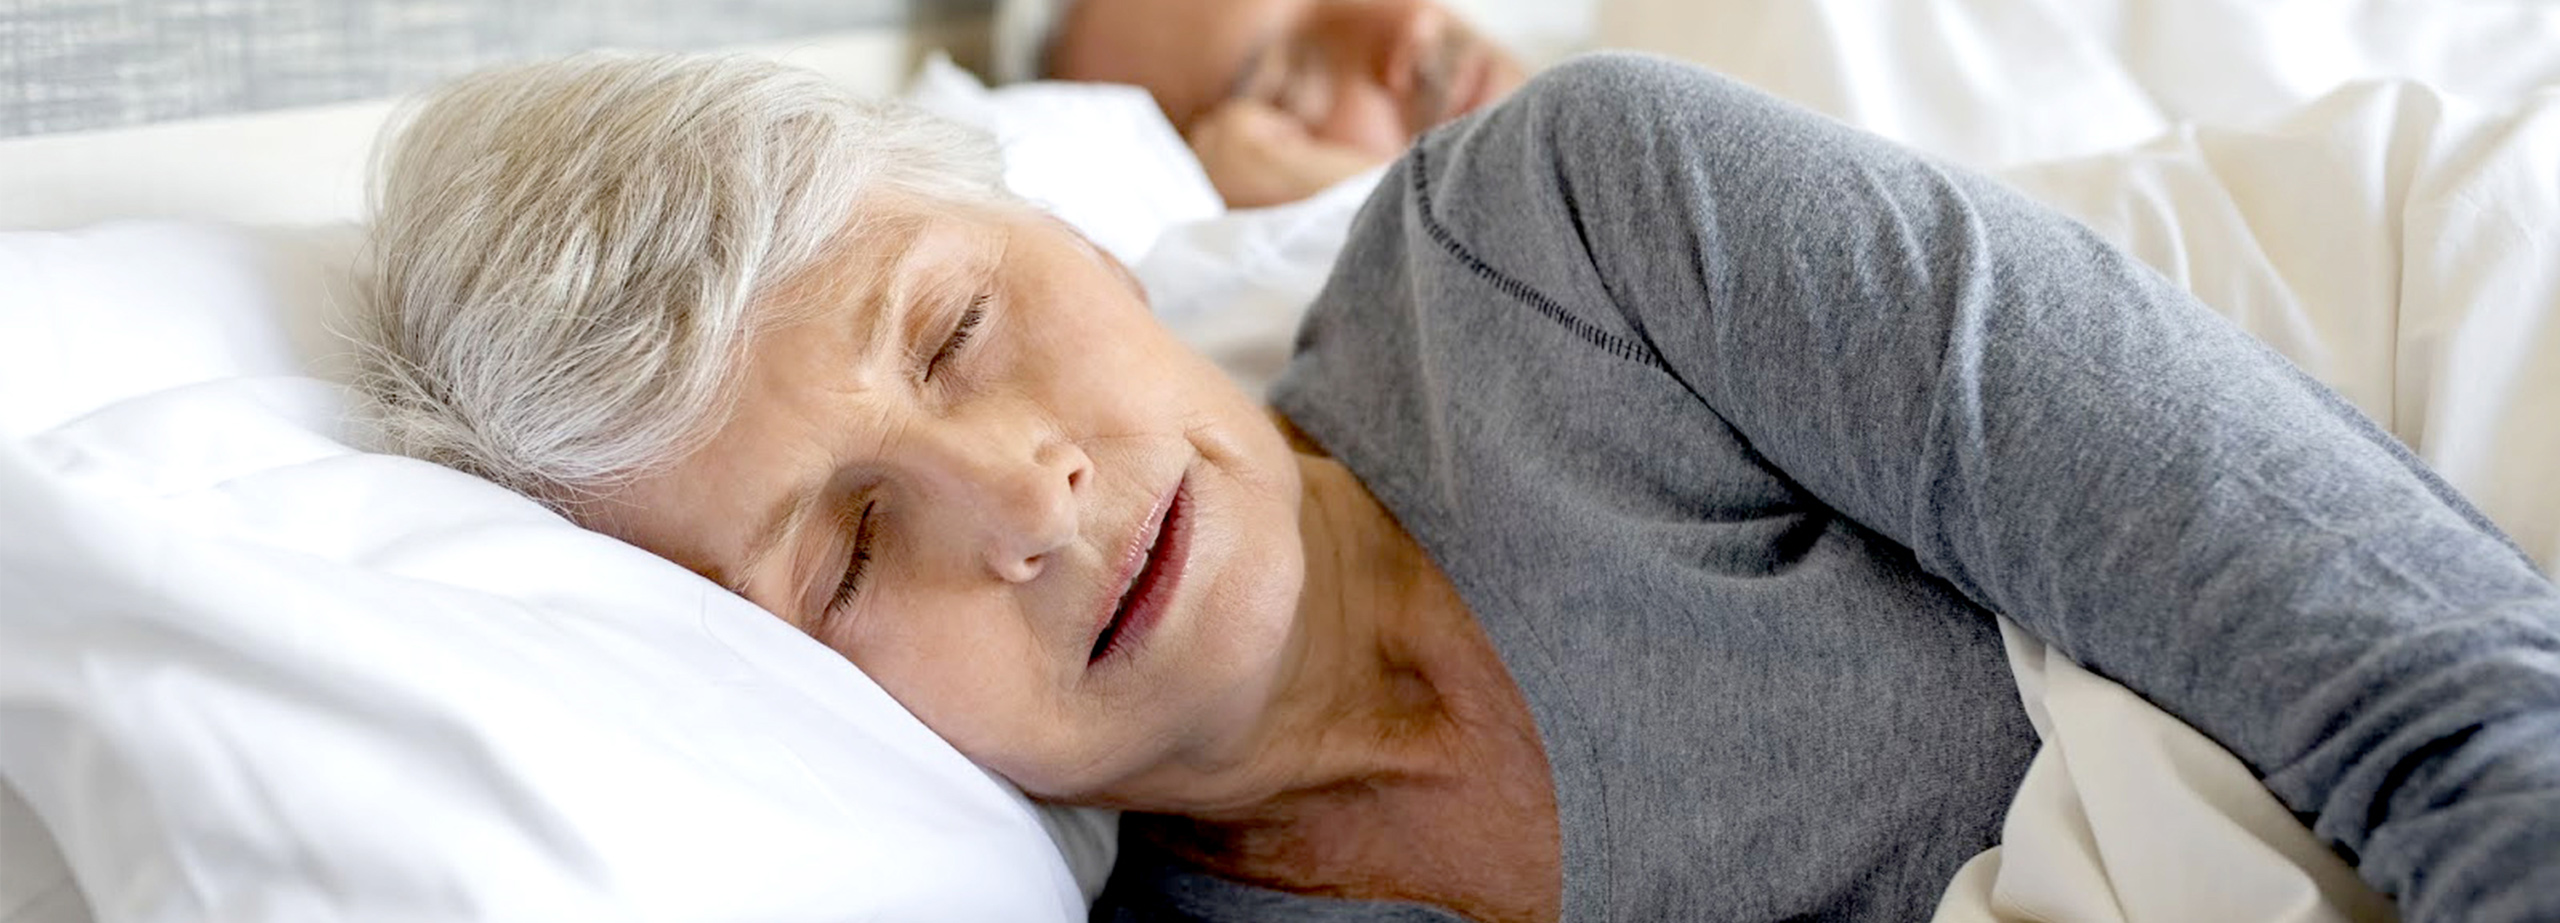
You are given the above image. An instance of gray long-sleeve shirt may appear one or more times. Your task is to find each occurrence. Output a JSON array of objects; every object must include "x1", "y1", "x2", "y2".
[{"x1": 1095, "y1": 54, "x2": 2560, "y2": 922}]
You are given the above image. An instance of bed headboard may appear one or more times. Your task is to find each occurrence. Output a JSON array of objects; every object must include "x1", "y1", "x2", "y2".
[{"x1": 0, "y1": 0, "x2": 993, "y2": 139}]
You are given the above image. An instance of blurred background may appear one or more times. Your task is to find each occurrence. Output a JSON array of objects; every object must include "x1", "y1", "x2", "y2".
[
  {"x1": 0, "y1": 0, "x2": 990, "y2": 137},
  {"x1": 8, "y1": 0, "x2": 2558, "y2": 157},
  {"x1": 0, "y1": 0, "x2": 1613, "y2": 139}
]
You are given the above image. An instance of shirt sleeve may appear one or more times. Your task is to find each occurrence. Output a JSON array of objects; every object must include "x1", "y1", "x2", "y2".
[{"x1": 1436, "y1": 54, "x2": 2560, "y2": 922}]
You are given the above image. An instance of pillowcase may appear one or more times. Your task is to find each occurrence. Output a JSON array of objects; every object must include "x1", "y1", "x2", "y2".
[
  {"x1": 903, "y1": 52, "x2": 1223, "y2": 265},
  {"x1": 1134, "y1": 164, "x2": 1386, "y2": 396},
  {"x1": 0, "y1": 220, "x2": 1105, "y2": 921}
]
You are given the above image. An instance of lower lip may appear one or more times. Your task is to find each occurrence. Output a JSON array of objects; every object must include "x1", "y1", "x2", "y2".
[{"x1": 1090, "y1": 478, "x2": 1191, "y2": 666}]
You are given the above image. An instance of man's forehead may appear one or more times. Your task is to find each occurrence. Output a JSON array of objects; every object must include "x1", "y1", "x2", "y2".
[{"x1": 1050, "y1": 0, "x2": 1307, "y2": 128}]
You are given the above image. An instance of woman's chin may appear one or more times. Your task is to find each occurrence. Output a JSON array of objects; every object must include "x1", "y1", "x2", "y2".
[{"x1": 1021, "y1": 586, "x2": 1307, "y2": 810}]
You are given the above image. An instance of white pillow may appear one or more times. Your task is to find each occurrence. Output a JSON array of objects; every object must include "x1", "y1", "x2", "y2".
[
  {"x1": 1136, "y1": 166, "x2": 1385, "y2": 396},
  {"x1": 0, "y1": 220, "x2": 1106, "y2": 921},
  {"x1": 903, "y1": 53, "x2": 1223, "y2": 266}
]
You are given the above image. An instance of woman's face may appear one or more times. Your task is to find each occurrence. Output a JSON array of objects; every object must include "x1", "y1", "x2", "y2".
[{"x1": 599, "y1": 203, "x2": 1308, "y2": 801}]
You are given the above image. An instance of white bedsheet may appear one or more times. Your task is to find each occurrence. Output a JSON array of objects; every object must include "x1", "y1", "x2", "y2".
[{"x1": 1936, "y1": 620, "x2": 2401, "y2": 923}]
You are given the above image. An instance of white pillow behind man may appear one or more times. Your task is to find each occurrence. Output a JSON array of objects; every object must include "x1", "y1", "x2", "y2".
[{"x1": 904, "y1": 52, "x2": 1223, "y2": 266}]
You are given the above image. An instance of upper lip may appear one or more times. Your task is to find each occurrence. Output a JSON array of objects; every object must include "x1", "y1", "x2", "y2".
[{"x1": 1093, "y1": 478, "x2": 1179, "y2": 643}]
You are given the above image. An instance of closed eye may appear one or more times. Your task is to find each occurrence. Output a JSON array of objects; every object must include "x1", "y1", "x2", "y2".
[
  {"x1": 824, "y1": 501, "x2": 878, "y2": 622},
  {"x1": 925, "y1": 294, "x2": 988, "y2": 381}
]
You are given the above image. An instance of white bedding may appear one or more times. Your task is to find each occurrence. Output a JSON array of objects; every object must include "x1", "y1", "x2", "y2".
[
  {"x1": 0, "y1": 222, "x2": 1094, "y2": 923},
  {"x1": 1597, "y1": 0, "x2": 2560, "y2": 169}
]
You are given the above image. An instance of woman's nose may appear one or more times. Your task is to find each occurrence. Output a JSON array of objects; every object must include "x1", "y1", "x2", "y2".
[{"x1": 916, "y1": 412, "x2": 1091, "y2": 584}]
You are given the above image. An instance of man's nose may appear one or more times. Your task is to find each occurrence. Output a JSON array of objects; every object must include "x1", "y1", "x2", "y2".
[{"x1": 911, "y1": 408, "x2": 1091, "y2": 584}]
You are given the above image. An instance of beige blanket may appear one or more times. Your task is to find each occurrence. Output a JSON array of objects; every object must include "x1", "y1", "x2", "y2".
[{"x1": 1933, "y1": 621, "x2": 2399, "y2": 923}]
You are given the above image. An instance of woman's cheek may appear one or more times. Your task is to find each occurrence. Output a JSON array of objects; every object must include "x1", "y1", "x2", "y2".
[{"x1": 865, "y1": 609, "x2": 1062, "y2": 769}]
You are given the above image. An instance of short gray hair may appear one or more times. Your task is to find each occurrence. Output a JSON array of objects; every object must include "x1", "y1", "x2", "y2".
[{"x1": 360, "y1": 52, "x2": 1014, "y2": 510}]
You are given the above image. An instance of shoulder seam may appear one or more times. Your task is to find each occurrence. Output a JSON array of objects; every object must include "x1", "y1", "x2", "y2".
[{"x1": 1409, "y1": 145, "x2": 1672, "y2": 375}]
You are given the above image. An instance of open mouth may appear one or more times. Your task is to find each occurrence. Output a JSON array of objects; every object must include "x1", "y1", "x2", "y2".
[{"x1": 1089, "y1": 476, "x2": 1191, "y2": 665}]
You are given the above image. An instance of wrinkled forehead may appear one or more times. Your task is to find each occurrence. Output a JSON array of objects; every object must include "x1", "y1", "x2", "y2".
[
  {"x1": 1049, "y1": 0, "x2": 1310, "y2": 128},
  {"x1": 578, "y1": 211, "x2": 976, "y2": 572},
  {"x1": 758, "y1": 195, "x2": 1023, "y2": 332}
]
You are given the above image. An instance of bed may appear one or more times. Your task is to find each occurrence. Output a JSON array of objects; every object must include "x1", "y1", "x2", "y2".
[{"x1": 3, "y1": 1, "x2": 2555, "y2": 921}]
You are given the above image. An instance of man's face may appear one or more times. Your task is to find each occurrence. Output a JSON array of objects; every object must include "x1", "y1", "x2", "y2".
[{"x1": 1049, "y1": 0, "x2": 1528, "y2": 163}]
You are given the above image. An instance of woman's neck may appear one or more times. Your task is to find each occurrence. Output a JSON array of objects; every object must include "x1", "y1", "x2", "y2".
[
  {"x1": 1093, "y1": 451, "x2": 1506, "y2": 821},
  {"x1": 1108, "y1": 452, "x2": 1561, "y2": 923}
]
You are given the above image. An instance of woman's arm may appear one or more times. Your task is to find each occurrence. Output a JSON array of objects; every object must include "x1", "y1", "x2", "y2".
[{"x1": 1420, "y1": 54, "x2": 2560, "y2": 921}]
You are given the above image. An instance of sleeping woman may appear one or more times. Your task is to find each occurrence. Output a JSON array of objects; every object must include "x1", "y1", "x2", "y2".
[{"x1": 358, "y1": 52, "x2": 2560, "y2": 922}]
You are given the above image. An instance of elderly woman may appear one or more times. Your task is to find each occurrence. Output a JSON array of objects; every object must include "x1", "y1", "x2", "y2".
[{"x1": 361, "y1": 53, "x2": 2560, "y2": 922}]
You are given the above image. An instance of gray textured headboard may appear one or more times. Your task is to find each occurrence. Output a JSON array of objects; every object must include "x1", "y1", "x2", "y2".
[{"x1": 0, "y1": 0, "x2": 993, "y2": 138}]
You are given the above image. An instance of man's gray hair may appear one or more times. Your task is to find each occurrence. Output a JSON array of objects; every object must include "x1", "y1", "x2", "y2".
[{"x1": 360, "y1": 52, "x2": 1014, "y2": 510}]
